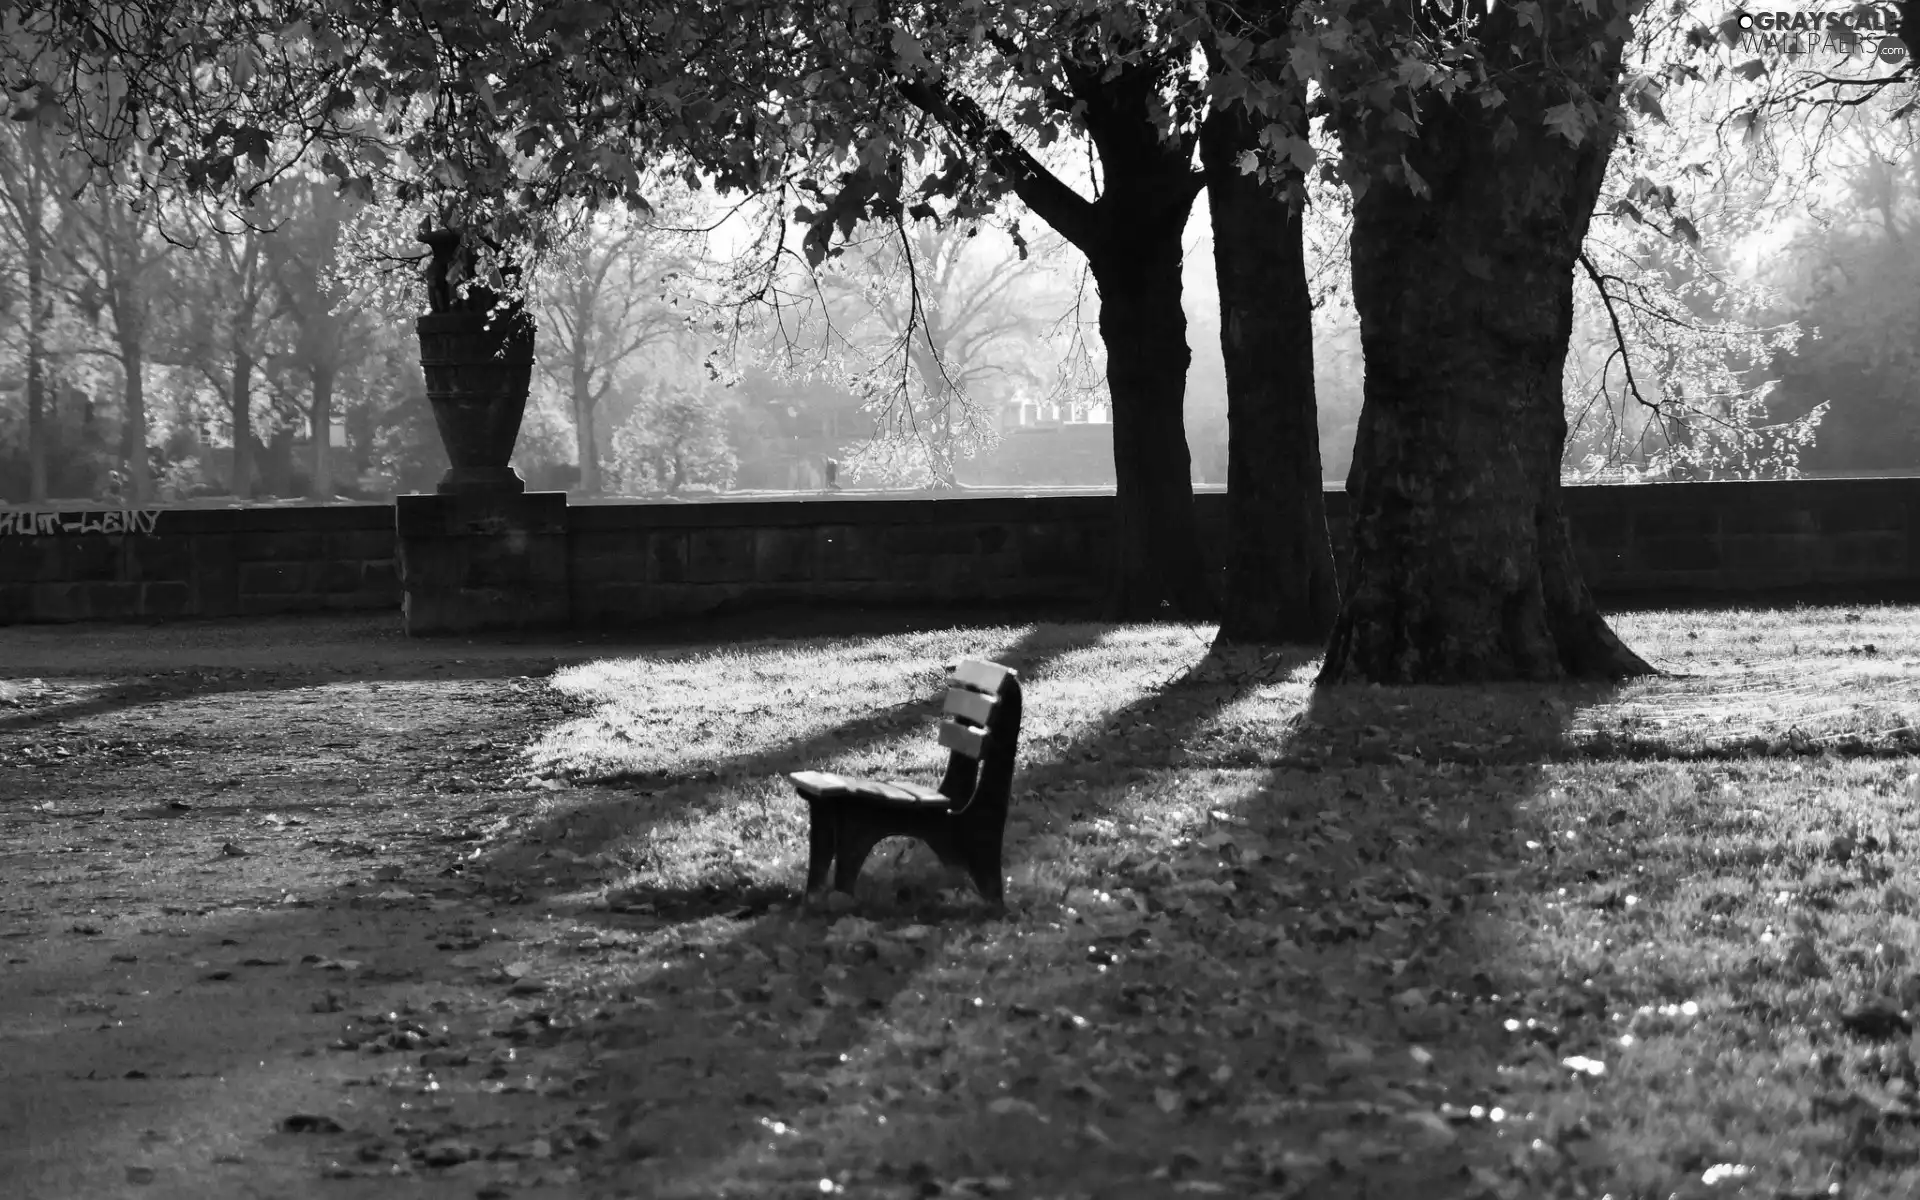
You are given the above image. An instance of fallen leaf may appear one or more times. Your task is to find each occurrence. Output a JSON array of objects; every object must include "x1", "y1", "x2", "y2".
[{"x1": 281, "y1": 1114, "x2": 346, "y2": 1134}]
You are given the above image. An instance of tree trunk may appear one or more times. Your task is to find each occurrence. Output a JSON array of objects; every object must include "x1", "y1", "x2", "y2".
[
  {"x1": 1322, "y1": 9, "x2": 1653, "y2": 683},
  {"x1": 1200, "y1": 101, "x2": 1339, "y2": 645},
  {"x1": 25, "y1": 243, "x2": 48, "y2": 504},
  {"x1": 230, "y1": 347, "x2": 255, "y2": 496},
  {"x1": 572, "y1": 367, "x2": 600, "y2": 495},
  {"x1": 22, "y1": 132, "x2": 48, "y2": 504},
  {"x1": 894, "y1": 63, "x2": 1213, "y2": 620},
  {"x1": 1085, "y1": 203, "x2": 1216, "y2": 621},
  {"x1": 119, "y1": 337, "x2": 150, "y2": 505},
  {"x1": 310, "y1": 362, "x2": 334, "y2": 498}
]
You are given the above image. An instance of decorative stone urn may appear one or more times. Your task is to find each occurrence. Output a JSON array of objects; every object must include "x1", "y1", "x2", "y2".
[
  {"x1": 414, "y1": 228, "x2": 535, "y2": 495},
  {"x1": 397, "y1": 227, "x2": 567, "y2": 638}
]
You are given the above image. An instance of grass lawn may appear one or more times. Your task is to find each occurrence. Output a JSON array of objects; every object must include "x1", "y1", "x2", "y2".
[{"x1": 505, "y1": 605, "x2": 1920, "y2": 1199}]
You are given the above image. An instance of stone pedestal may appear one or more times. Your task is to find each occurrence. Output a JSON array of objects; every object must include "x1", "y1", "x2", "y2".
[{"x1": 396, "y1": 491, "x2": 568, "y2": 636}]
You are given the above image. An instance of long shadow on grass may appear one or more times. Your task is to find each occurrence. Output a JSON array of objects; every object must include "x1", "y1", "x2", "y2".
[
  {"x1": 527, "y1": 641, "x2": 1324, "y2": 1195},
  {"x1": 495, "y1": 620, "x2": 1130, "y2": 886},
  {"x1": 652, "y1": 667, "x2": 1634, "y2": 1198},
  {"x1": 0, "y1": 618, "x2": 1121, "y2": 1190},
  {"x1": 0, "y1": 603, "x2": 1077, "y2": 736},
  {"x1": 0, "y1": 627, "x2": 1320, "y2": 1197}
]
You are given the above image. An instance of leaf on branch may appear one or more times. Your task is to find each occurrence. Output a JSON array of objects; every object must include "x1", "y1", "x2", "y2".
[
  {"x1": 1272, "y1": 133, "x2": 1316, "y2": 174},
  {"x1": 1732, "y1": 58, "x2": 1768, "y2": 81},
  {"x1": 890, "y1": 28, "x2": 931, "y2": 73},
  {"x1": 1236, "y1": 149, "x2": 1261, "y2": 176},
  {"x1": 1543, "y1": 102, "x2": 1587, "y2": 146},
  {"x1": 1399, "y1": 156, "x2": 1430, "y2": 198},
  {"x1": 233, "y1": 127, "x2": 270, "y2": 169},
  {"x1": 1611, "y1": 198, "x2": 1644, "y2": 225},
  {"x1": 1288, "y1": 39, "x2": 1326, "y2": 83},
  {"x1": 1625, "y1": 74, "x2": 1666, "y2": 122},
  {"x1": 1669, "y1": 215, "x2": 1701, "y2": 246}
]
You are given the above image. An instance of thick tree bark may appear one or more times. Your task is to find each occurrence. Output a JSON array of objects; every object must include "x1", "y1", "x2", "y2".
[
  {"x1": 1322, "y1": 8, "x2": 1654, "y2": 683},
  {"x1": 230, "y1": 347, "x2": 256, "y2": 496},
  {"x1": 310, "y1": 363, "x2": 334, "y2": 499},
  {"x1": 1200, "y1": 101, "x2": 1338, "y2": 645},
  {"x1": 1085, "y1": 211, "x2": 1216, "y2": 621}
]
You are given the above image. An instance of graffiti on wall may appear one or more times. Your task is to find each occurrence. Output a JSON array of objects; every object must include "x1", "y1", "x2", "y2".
[{"x1": 0, "y1": 509, "x2": 161, "y2": 536}]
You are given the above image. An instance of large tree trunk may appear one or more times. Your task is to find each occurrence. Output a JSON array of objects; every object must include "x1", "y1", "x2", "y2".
[
  {"x1": 119, "y1": 337, "x2": 150, "y2": 505},
  {"x1": 1084, "y1": 190, "x2": 1216, "y2": 621},
  {"x1": 1321, "y1": 1, "x2": 1654, "y2": 683},
  {"x1": 310, "y1": 362, "x2": 334, "y2": 498},
  {"x1": 230, "y1": 347, "x2": 256, "y2": 496},
  {"x1": 1200, "y1": 100, "x2": 1338, "y2": 645}
]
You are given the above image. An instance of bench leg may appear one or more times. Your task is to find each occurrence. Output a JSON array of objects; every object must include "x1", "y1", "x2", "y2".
[
  {"x1": 804, "y1": 802, "x2": 834, "y2": 896},
  {"x1": 831, "y1": 823, "x2": 886, "y2": 895},
  {"x1": 964, "y1": 839, "x2": 1005, "y2": 905}
]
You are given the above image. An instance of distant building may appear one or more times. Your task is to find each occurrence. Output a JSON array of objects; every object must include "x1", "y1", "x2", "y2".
[{"x1": 958, "y1": 392, "x2": 1115, "y2": 487}]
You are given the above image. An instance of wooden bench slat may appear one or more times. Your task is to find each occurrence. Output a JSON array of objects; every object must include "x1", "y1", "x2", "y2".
[
  {"x1": 950, "y1": 659, "x2": 1011, "y2": 693},
  {"x1": 943, "y1": 688, "x2": 996, "y2": 725},
  {"x1": 790, "y1": 770, "x2": 854, "y2": 797},
  {"x1": 938, "y1": 718, "x2": 988, "y2": 759}
]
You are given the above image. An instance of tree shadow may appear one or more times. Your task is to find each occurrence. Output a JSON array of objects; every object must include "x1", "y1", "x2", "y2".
[
  {"x1": 0, "y1": 620, "x2": 1348, "y2": 1197},
  {"x1": 656, "y1": 668, "x2": 1630, "y2": 1197},
  {"x1": 0, "y1": 603, "x2": 1088, "y2": 735},
  {"x1": 490, "y1": 619, "x2": 1137, "y2": 889},
  {"x1": 524, "y1": 639, "x2": 1324, "y2": 1191}
]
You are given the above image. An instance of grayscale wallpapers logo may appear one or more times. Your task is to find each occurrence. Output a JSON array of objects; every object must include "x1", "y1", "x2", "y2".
[{"x1": 1727, "y1": 6, "x2": 1909, "y2": 62}]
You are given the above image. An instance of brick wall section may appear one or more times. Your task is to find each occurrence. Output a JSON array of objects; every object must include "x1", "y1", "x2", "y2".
[
  {"x1": 6, "y1": 478, "x2": 1920, "y2": 626},
  {"x1": 0, "y1": 504, "x2": 396, "y2": 623}
]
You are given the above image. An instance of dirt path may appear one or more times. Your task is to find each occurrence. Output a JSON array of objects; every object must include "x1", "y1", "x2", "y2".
[{"x1": 0, "y1": 615, "x2": 695, "y2": 1200}]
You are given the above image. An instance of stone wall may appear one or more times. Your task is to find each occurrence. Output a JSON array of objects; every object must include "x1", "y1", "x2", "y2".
[
  {"x1": 0, "y1": 505, "x2": 396, "y2": 624},
  {"x1": 5, "y1": 476, "x2": 1920, "y2": 628}
]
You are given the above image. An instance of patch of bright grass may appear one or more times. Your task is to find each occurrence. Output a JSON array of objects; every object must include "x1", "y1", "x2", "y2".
[{"x1": 514, "y1": 604, "x2": 1920, "y2": 1199}]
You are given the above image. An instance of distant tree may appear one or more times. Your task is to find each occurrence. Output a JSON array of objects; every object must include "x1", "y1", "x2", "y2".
[
  {"x1": 1758, "y1": 122, "x2": 1920, "y2": 473},
  {"x1": 170, "y1": 220, "x2": 281, "y2": 495},
  {"x1": 267, "y1": 180, "x2": 372, "y2": 498},
  {"x1": 0, "y1": 120, "x2": 56, "y2": 501},
  {"x1": 805, "y1": 219, "x2": 1061, "y2": 488},
  {"x1": 608, "y1": 384, "x2": 737, "y2": 496},
  {"x1": 534, "y1": 213, "x2": 695, "y2": 495},
  {"x1": 50, "y1": 168, "x2": 174, "y2": 504}
]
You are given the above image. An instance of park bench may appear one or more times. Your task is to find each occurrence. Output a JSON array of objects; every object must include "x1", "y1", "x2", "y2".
[{"x1": 789, "y1": 658, "x2": 1022, "y2": 906}]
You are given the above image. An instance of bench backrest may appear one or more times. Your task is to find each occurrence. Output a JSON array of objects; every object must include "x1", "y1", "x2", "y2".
[{"x1": 935, "y1": 659, "x2": 1022, "y2": 816}]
